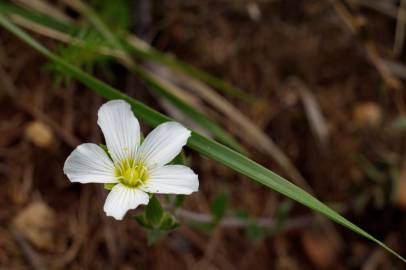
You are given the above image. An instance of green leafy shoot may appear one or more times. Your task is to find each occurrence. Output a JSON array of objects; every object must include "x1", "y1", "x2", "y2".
[
  {"x1": 210, "y1": 191, "x2": 230, "y2": 223},
  {"x1": 46, "y1": 27, "x2": 111, "y2": 85},
  {"x1": 146, "y1": 195, "x2": 165, "y2": 226},
  {"x1": 246, "y1": 222, "x2": 264, "y2": 243},
  {"x1": 268, "y1": 200, "x2": 293, "y2": 236},
  {"x1": 88, "y1": 0, "x2": 131, "y2": 37},
  {"x1": 135, "y1": 195, "x2": 180, "y2": 244}
]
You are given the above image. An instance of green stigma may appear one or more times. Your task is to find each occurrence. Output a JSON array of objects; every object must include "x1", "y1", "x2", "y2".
[{"x1": 115, "y1": 158, "x2": 148, "y2": 188}]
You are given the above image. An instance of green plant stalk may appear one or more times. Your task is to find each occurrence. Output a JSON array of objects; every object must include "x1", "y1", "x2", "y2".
[{"x1": 0, "y1": 14, "x2": 404, "y2": 262}]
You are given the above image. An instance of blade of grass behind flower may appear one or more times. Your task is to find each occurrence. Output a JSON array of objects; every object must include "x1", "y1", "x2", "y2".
[{"x1": 0, "y1": 15, "x2": 404, "y2": 262}]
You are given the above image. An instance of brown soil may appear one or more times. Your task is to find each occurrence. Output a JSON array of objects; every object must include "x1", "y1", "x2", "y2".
[{"x1": 0, "y1": 1, "x2": 405, "y2": 269}]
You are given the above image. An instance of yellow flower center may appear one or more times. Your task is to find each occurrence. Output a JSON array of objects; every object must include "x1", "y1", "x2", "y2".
[{"x1": 115, "y1": 158, "x2": 148, "y2": 188}]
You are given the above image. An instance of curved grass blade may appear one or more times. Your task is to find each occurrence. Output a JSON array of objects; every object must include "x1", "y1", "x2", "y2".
[
  {"x1": 0, "y1": 14, "x2": 404, "y2": 262},
  {"x1": 3, "y1": 4, "x2": 310, "y2": 188},
  {"x1": 70, "y1": 0, "x2": 312, "y2": 191},
  {"x1": 11, "y1": 2, "x2": 305, "y2": 190}
]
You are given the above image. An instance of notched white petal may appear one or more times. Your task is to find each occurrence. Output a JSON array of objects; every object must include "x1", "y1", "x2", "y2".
[
  {"x1": 138, "y1": 122, "x2": 191, "y2": 169},
  {"x1": 103, "y1": 184, "x2": 149, "y2": 220},
  {"x1": 142, "y1": 165, "x2": 199, "y2": 195},
  {"x1": 63, "y1": 143, "x2": 117, "y2": 184},
  {"x1": 97, "y1": 100, "x2": 140, "y2": 164}
]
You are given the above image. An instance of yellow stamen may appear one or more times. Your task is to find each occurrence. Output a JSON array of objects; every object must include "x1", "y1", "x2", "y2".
[{"x1": 115, "y1": 158, "x2": 148, "y2": 188}]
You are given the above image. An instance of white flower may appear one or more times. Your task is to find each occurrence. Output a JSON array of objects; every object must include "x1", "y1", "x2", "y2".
[{"x1": 63, "y1": 100, "x2": 199, "y2": 220}]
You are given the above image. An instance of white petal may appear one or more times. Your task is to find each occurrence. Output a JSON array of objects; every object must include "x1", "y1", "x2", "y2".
[
  {"x1": 103, "y1": 184, "x2": 149, "y2": 220},
  {"x1": 63, "y1": 143, "x2": 117, "y2": 184},
  {"x1": 97, "y1": 100, "x2": 140, "y2": 164},
  {"x1": 142, "y1": 165, "x2": 199, "y2": 195},
  {"x1": 138, "y1": 122, "x2": 191, "y2": 169}
]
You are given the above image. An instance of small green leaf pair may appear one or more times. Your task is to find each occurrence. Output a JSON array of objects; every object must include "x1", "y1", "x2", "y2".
[{"x1": 134, "y1": 196, "x2": 180, "y2": 245}]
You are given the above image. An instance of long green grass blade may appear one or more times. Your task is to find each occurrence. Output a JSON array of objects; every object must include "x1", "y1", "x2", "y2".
[
  {"x1": 0, "y1": 14, "x2": 404, "y2": 262},
  {"x1": 3, "y1": 0, "x2": 243, "y2": 153}
]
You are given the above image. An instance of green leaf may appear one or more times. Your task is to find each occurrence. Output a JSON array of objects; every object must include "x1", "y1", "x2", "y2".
[
  {"x1": 1, "y1": 16, "x2": 404, "y2": 262},
  {"x1": 269, "y1": 200, "x2": 293, "y2": 236},
  {"x1": 188, "y1": 220, "x2": 214, "y2": 233},
  {"x1": 135, "y1": 209, "x2": 179, "y2": 231},
  {"x1": 136, "y1": 211, "x2": 179, "y2": 245},
  {"x1": 147, "y1": 228, "x2": 166, "y2": 245},
  {"x1": 355, "y1": 155, "x2": 386, "y2": 183},
  {"x1": 246, "y1": 222, "x2": 264, "y2": 242},
  {"x1": 210, "y1": 191, "x2": 230, "y2": 223},
  {"x1": 103, "y1": 183, "x2": 116, "y2": 190},
  {"x1": 233, "y1": 209, "x2": 249, "y2": 219},
  {"x1": 134, "y1": 214, "x2": 152, "y2": 229},
  {"x1": 145, "y1": 195, "x2": 164, "y2": 226},
  {"x1": 166, "y1": 194, "x2": 186, "y2": 209},
  {"x1": 98, "y1": 143, "x2": 114, "y2": 161},
  {"x1": 98, "y1": 144, "x2": 108, "y2": 152},
  {"x1": 170, "y1": 151, "x2": 187, "y2": 166},
  {"x1": 174, "y1": 195, "x2": 186, "y2": 208},
  {"x1": 160, "y1": 213, "x2": 180, "y2": 230}
]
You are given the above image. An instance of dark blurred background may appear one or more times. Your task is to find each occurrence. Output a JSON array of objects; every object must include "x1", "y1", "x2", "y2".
[{"x1": 1, "y1": 0, "x2": 406, "y2": 269}]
